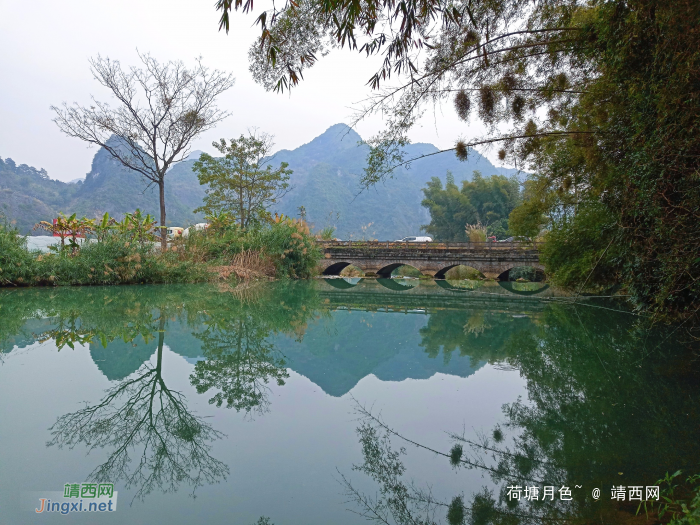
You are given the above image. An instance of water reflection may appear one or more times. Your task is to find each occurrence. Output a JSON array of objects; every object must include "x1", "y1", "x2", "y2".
[
  {"x1": 187, "y1": 284, "x2": 321, "y2": 415},
  {"x1": 322, "y1": 277, "x2": 363, "y2": 289},
  {"x1": 435, "y1": 279, "x2": 484, "y2": 292},
  {"x1": 0, "y1": 284, "x2": 322, "y2": 502},
  {"x1": 47, "y1": 317, "x2": 229, "y2": 501},
  {"x1": 0, "y1": 281, "x2": 698, "y2": 523},
  {"x1": 343, "y1": 299, "x2": 700, "y2": 525},
  {"x1": 375, "y1": 278, "x2": 419, "y2": 291},
  {"x1": 497, "y1": 280, "x2": 550, "y2": 295}
]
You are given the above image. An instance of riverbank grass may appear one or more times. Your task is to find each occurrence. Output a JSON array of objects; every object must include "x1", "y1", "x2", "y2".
[{"x1": 0, "y1": 215, "x2": 320, "y2": 287}]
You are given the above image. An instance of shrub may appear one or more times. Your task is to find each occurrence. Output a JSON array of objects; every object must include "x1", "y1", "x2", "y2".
[
  {"x1": 1, "y1": 210, "x2": 323, "y2": 287},
  {"x1": 25, "y1": 236, "x2": 207, "y2": 286},
  {"x1": 0, "y1": 221, "x2": 36, "y2": 285},
  {"x1": 465, "y1": 222, "x2": 487, "y2": 242},
  {"x1": 175, "y1": 217, "x2": 321, "y2": 279},
  {"x1": 252, "y1": 219, "x2": 321, "y2": 279}
]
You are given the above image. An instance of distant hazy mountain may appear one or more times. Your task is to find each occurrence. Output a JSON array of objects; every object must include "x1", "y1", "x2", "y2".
[
  {"x1": 271, "y1": 123, "x2": 521, "y2": 239},
  {"x1": 0, "y1": 124, "x2": 522, "y2": 239}
]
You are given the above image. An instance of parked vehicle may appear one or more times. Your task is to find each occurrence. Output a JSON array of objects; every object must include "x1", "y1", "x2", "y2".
[
  {"x1": 182, "y1": 223, "x2": 210, "y2": 238},
  {"x1": 497, "y1": 236, "x2": 531, "y2": 243},
  {"x1": 166, "y1": 227, "x2": 184, "y2": 238},
  {"x1": 395, "y1": 236, "x2": 433, "y2": 242}
]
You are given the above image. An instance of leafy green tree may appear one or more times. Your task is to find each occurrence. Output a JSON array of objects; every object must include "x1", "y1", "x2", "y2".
[
  {"x1": 421, "y1": 171, "x2": 520, "y2": 241},
  {"x1": 421, "y1": 172, "x2": 475, "y2": 242},
  {"x1": 218, "y1": 0, "x2": 700, "y2": 323},
  {"x1": 194, "y1": 132, "x2": 292, "y2": 229}
]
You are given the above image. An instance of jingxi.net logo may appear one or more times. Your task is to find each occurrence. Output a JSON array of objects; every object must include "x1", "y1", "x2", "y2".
[{"x1": 34, "y1": 483, "x2": 118, "y2": 515}]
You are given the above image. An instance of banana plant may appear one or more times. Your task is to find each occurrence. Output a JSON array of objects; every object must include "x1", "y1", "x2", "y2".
[
  {"x1": 34, "y1": 213, "x2": 95, "y2": 254},
  {"x1": 95, "y1": 212, "x2": 117, "y2": 242},
  {"x1": 206, "y1": 210, "x2": 235, "y2": 232},
  {"x1": 115, "y1": 209, "x2": 159, "y2": 246}
]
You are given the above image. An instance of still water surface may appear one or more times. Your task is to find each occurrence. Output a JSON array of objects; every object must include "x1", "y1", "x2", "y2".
[{"x1": 0, "y1": 279, "x2": 698, "y2": 524}]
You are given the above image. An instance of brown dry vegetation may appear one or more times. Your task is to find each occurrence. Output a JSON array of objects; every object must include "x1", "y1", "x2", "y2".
[{"x1": 209, "y1": 249, "x2": 276, "y2": 281}]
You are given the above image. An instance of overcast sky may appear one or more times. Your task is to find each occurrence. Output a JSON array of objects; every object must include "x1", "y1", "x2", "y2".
[{"x1": 0, "y1": 0, "x2": 495, "y2": 182}]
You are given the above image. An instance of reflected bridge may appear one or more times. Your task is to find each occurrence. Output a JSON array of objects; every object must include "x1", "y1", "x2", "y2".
[{"x1": 319, "y1": 240, "x2": 543, "y2": 279}]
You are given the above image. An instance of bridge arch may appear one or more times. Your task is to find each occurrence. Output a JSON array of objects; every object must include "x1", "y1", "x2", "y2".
[
  {"x1": 496, "y1": 265, "x2": 546, "y2": 282},
  {"x1": 319, "y1": 244, "x2": 543, "y2": 281},
  {"x1": 375, "y1": 263, "x2": 419, "y2": 278},
  {"x1": 434, "y1": 264, "x2": 485, "y2": 280},
  {"x1": 322, "y1": 262, "x2": 353, "y2": 276}
]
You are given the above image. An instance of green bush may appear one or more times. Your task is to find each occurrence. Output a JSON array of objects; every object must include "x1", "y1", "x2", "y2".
[
  {"x1": 174, "y1": 218, "x2": 321, "y2": 279},
  {"x1": 539, "y1": 201, "x2": 622, "y2": 291},
  {"x1": 648, "y1": 471, "x2": 700, "y2": 525},
  {"x1": 252, "y1": 220, "x2": 321, "y2": 279},
  {"x1": 31, "y1": 237, "x2": 208, "y2": 286},
  {"x1": 1, "y1": 226, "x2": 208, "y2": 287},
  {"x1": 0, "y1": 213, "x2": 322, "y2": 287},
  {"x1": 0, "y1": 222, "x2": 37, "y2": 285}
]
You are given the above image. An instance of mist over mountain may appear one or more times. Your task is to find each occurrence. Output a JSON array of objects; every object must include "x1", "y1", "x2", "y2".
[
  {"x1": 272, "y1": 123, "x2": 521, "y2": 239},
  {"x1": 0, "y1": 124, "x2": 522, "y2": 239}
]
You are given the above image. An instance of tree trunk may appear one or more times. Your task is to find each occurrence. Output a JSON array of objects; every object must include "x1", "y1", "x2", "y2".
[
  {"x1": 156, "y1": 316, "x2": 165, "y2": 370},
  {"x1": 159, "y1": 180, "x2": 167, "y2": 251}
]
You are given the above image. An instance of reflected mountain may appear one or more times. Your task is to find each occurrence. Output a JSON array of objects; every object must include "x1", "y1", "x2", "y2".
[
  {"x1": 3, "y1": 280, "x2": 698, "y2": 520},
  {"x1": 0, "y1": 281, "x2": 551, "y2": 400},
  {"x1": 341, "y1": 299, "x2": 700, "y2": 525}
]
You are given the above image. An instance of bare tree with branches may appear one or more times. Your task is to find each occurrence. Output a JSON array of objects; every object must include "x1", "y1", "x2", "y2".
[
  {"x1": 47, "y1": 317, "x2": 229, "y2": 502},
  {"x1": 51, "y1": 53, "x2": 235, "y2": 250}
]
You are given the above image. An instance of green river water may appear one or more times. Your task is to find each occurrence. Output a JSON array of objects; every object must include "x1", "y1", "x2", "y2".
[{"x1": 0, "y1": 279, "x2": 698, "y2": 524}]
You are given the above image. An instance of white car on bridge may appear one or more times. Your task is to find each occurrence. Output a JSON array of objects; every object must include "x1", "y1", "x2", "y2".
[{"x1": 395, "y1": 236, "x2": 433, "y2": 242}]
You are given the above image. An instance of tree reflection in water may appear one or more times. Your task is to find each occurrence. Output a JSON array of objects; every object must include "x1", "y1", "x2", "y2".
[
  {"x1": 34, "y1": 283, "x2": 323, "y2": 501},
  {"x1": 3, "y1": 283, "x2": 698, "y2": 519},
  {"x1": 188, "y1": 282, "x2": 324, "y2": 415},
  {"x1": 47, "y1": 316, "x2": 229, "y2": 501},
  {"x1": 190, "y1": 317, "x2": 289, "y2": 415},
  {"x1": 343, "y1": 301, "x2": 700, "y2": 525}
]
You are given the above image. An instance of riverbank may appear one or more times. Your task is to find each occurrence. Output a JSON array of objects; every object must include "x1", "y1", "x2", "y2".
[{"x1": 0, "y1": 217, "x2": 321, "y2": 287}]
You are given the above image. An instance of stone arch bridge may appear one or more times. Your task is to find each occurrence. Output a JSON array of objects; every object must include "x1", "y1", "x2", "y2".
[{"x1": 318, "y1": 241, "x2": 543, "y2": 279}]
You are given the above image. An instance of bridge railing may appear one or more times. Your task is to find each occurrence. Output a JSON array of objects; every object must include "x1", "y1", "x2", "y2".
[{"x1": 317, "y1": 240, "x2": 538, "y2": 250}]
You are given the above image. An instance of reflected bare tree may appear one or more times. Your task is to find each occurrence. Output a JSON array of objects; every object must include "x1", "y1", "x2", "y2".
[{"x1": 47, "y1": 317, "x2": 228, "y2": 501}]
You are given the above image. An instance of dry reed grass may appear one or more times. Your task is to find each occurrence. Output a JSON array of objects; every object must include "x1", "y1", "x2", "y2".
[
  {"x1": 216, "y1": 279, "x2": 270, "y2": 303},
  {"x1": 210, "y1": 249, "x2": 275, "y2": 281},
  {"x1": 465, "y1": 222, "x2": 487, "y2": 242}
]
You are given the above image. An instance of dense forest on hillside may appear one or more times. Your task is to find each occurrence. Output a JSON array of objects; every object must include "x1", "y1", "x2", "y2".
[
  {"x1": 0, "y1": 150, "x2": 206, "y2": 233},
  {"x1": 1, "y1": 124, "x2": 519, "y2": 239}
]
